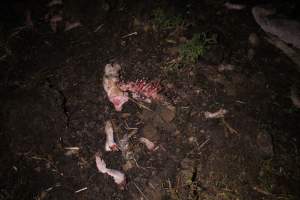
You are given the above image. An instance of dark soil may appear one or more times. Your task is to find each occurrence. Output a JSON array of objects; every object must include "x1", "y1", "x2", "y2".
[{"x1": 1, "y1": 0, "x2": 300, "y2": 199}]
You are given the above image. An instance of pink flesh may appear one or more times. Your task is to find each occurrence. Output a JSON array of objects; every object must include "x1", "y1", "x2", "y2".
[
  {"x1": 109, "y1": 144, "x2": 119, "y2": 151},
  {"x1": 110, "y1": 96, "x2": 128, "y2": 111}
]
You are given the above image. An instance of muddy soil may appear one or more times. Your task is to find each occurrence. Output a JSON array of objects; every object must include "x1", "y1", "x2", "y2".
[{"x1": 1, "y1": 0, "x2": 300, "y2": 199}]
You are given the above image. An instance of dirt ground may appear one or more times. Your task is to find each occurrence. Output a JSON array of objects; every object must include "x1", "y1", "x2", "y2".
[{"x1": 1, "y1": 0, "x2": 300, "y2": 199}]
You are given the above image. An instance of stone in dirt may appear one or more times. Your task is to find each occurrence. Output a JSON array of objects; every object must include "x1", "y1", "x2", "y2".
[
  {"x1": 256, "y1": 131, "x2": 274, "y2": 158},
  {"x1": 138, "y1": 103, "x2": 177, "y2": 132},
  {"x1": 156, "y1": 104, "x2": 176, "y2": 123},
  {"x1": 142, "y1": 123, "x2": 159, "y2": 142},
  {"x1": 177, "y1": 158, "x2": 196, "y2": 188}
]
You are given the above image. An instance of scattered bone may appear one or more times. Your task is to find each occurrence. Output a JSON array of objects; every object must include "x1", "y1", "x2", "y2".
[
  {"x1": 224, "y1": 2, "x2": 246, "y2": 10},
  {"x1": 217, "y1": 64, "x2": 235, "y2": 72},
  {"x1": 121, "y1": 32, "x2": 138, "y2": 38},
  {"x1": 104, "y1": 120, "x2": 118, "y2": 151},
  {"x1": 95, "y1": 154, "x2": 126, "y2": 188},
  {"x1": 139, "y1": 137, "x2": 155, "y2": 151},
  {"x1": 47, "y1": 0, "x2": 63, "y2": 7},
  {"x1": 103, "y1": 64, "x2": 129, "y2": 111},
  {"x1": 74, "y1": 187, "x2": 87, "y2": 194},
  {"x1": 64, "y1": 147, "x2": 80, "y2": 156},
  {"x1": 64, "y1": 147, "x2": 80, "y2": 150},
  {"x1": 204, "y1": 109, "x2": 227, "y2": 119},
  {"x1": 64, "y1": 21, "x2": 82, "y2": 31}
]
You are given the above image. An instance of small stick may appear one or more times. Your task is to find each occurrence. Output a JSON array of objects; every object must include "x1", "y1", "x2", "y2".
[
  {"x1": 235, "y1": 100, "x2": 246, "y2": 104},
  {"x1": 199, "y1": 138, "x2": 210, "y2": 150},
  {"x1": 221, "y1": 118, "x2": 238, "y2": 135},
  {"x1": 94, "y1": 24, "x2": 104, "y2": 32},
  {"x1": 252, "y1": 186, "x2": 272, "y2": 196},
  {"x1": 64, "y1": 147, "x2": 80, "y2": 150},
  {"x1": 204, "y1": 109, "x2": 227, "y2": 119},
  {"x1": 45, "y1": 187, "x2": 53, "y2": 192},
  {"x1": 122, "y1": 32, "x2": 138, "y2": 38},
  {"x1": 124, "y1": 121, "x2": 138, "y2": 130},
  {"x1": 133, "y1": 182, "x2": 149, "y2": 200},
  {"x1": 128, "y1": 97, "x2": 153, "y2": 112},
  {"x1": 74, "y1": 187, "x2": 88, "y2": 193}
]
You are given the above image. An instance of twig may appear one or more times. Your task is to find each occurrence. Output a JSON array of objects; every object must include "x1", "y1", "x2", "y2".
[
  {"x1": 74, "y1": 187, "x2": 88, "y2": 194},
  {"x1": 133, "y1": 158, "x2": 146, "y2": 171},
  {"x1": 64, "y1": 147, "x2": 80, "y2": 150},
  {"x1": 221, "y1": 118, "x2": 238, "y2": 135},
  {"x1": 129, "y1": 97, "x2": 153, "y2": 112},
  {"x1": 199, "y1": 138, "x2": 210, "y2": 150},
  {"x1": 235, "y1": 100, "x2": 246, "y2": 104},
  {"x1": 121, "y1": 32, "x2": 138, "y2": 38},
  {"x1": 133, "y1": 182, "x2": 149, "y2": 200},
  {"x1": 252, "y1": 186, "x2": 272, "y2": 196},
  {"x1": 0, "y1": 54, "x2": 7, "y2": 61},
  {"x1": 224, "y1": 2, "x2": 246, "y2": 10},
  {"x1": 94, "y1": 24, "x2": 104, "y2": 33},
  {"x1": 204, "y1": 109, "x2": 227, "y2": 119},
  {"x1": 124, "y1": 120, "x2": 138, "y2": 130}
]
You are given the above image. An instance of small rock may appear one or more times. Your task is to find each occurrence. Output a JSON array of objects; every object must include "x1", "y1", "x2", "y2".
[
  {"x1": 256, "y1": 131, "x2": 274, "y2": 158},
  {"x1": 143, "y1": 23, "x2": 152, "y2": 32},
  {"x1": 178, "y1": 158, "x2": 195, "y2": 185},
  {"x1": 179, "y1": 36, "x2": 187, "y2": 43},
  {"x1": 142, "y1": 124, "x2": 159, "y2": 141},
  {"x1": 122, "y1": 160, "x2": 134, "y2": 171},
  {"x1": 121, "y1": 113, "x2": 131, "y2": 118},
  {"x1": 157, "y1": 104, "x2": 176, "y2": 123},
  {"x1": 133, "y1": 17, "x2": 141, "y2": 26},
  {"x1": 180, "y1": 158, "x2": 194, "y2": 169},
  {"x1": 166, "y1": 83, "x2": 174, "y2": 89},
  {"x1": 121, "y1": 40, "x2": 126, "y2": 46},
  {"x1": 167, "y1": 47, "x2": 179, "y2": 56},
  {"x1": 248, "y1": 48, "x2": 255, "y2": 60},
  {"x1": 188, "y1": 136, "x2": 197, "y2": 144},
  {"x1": 173, "y1": 130, "x2": 180, "y2": 136},
  {"x1": 218, "y1": 64, "x2": 235, "y2": 72},
  {"x1": 34, "y1": 167, "x2": 41, "y2": 172},
  {"x1": 249, "y1": 33, "x2": 260, "y2": 47},
  {"x1": 189, "y1": 71, "x2": 195, "y2": 76},
  {"x1": 102, "y1": 2, "x2": 110, "y2": 11}
]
